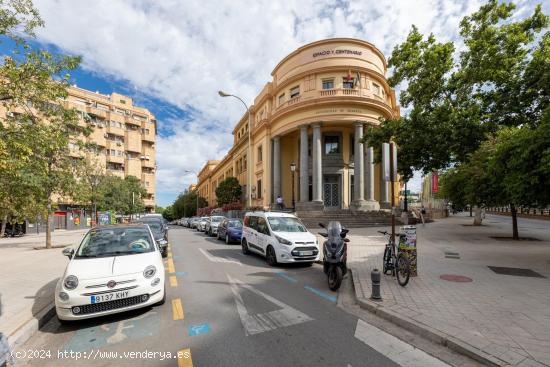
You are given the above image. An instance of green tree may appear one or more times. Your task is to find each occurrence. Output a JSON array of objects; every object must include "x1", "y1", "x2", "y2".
[
  {"x1": 162, "y1": 206, "x2": 174, "y2": 221},
  {"x1": 215, "y1": 177, "x2": 242, "y2": 206},
  {"x1": 171, "y1": 190, "x2": 208, "y2": 218},
  {"x1": 365, "y1": 1, "x2": 548, "y2": 227},
  {"x1": 96, "y1": 176, "x2": 147, "y2": 216},
  {"x1": 0, "y1": 0, "x2": 84, "y2": 247}
]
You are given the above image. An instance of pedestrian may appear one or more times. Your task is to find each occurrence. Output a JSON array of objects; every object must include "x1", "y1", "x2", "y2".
[
  {"x1": 276, "y1": 195, "x2": 284, "y2": 210},
  {"x1": 420, "y1": 205, "x2": 426, "y2": 227}
]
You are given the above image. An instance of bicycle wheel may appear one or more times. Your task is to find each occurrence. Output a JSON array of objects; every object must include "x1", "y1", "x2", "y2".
[{"x1": 396, "y1": 253, "x2": 411, "y2": 287}]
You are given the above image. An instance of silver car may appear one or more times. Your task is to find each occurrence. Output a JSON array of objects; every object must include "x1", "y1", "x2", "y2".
[{"x1": 205, "y1": 216, "x2": 226, "y2": 237}]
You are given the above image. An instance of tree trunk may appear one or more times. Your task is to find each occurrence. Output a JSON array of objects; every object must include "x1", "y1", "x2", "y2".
[
  {"x1": 0, "y1": 214, "x2": 7, "y2": 237},
  {"x1": 510, "y1": 204, "x2": 519, "y2": 240},
  {"x1": 473, "y1": 206, "x2": 483, "y2": 226},
  {"x1": 46, "y1": 201, "x2": 52, "y2": 249}
]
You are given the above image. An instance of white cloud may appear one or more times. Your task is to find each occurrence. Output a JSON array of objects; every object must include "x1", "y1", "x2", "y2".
[{"x1": 31, "y1": 0, "x2": 547, "y2": 206}]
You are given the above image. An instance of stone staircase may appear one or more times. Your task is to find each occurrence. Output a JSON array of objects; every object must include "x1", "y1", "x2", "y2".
[{"x1": 296, "y1": 209, "x2": 397, "y2": 228}]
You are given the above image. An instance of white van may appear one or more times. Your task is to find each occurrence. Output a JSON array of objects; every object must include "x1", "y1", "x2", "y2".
[{"x1": 241, "y1": 212, "x2": 319, "y2": 266}]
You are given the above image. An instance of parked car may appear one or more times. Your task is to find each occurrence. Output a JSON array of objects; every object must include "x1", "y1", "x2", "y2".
[
  {"x1": 55, "y1": 224, "x2": 165, "y2": 322},
  {"x1": 217, "y1": 218, "x2": 243, "y2": 244},
  {"x1": 241, "y1": 212, "x2": 318, "y2": 266},
  {"x1": 197, "y1": 217, "x2": 209, "y2": 232},
  {"x1": 134, "y1": 218, "x2": 168, "y2": 257},
  {"x1": 189, "y1": 217, "x2": 200, "y2": 229},
  {"x1": 205, "y1": 215, "x2": 225, "y2": 237}
]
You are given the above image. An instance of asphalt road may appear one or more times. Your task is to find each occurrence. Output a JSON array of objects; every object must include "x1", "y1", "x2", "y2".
[{"x1": 12, "y1": 226, "x2": 451, "y2": 367}]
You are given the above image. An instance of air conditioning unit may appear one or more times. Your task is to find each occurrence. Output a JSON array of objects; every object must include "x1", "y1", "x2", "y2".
[
  {"x1": 90, "y1": 122, "x2": 96, "y2": 127},
  {"x1": 103, "y1": 133, "x2": 109, "y2": 138},
  {"x1": 145, "y1": 155, "x2": 150, "y2": 160},
  {"x1": 140, "y1": 155, "x2": 146, "y2": 160},
  {"x1": 116, "y1": 141, "x2": 122, "y2": 146},
  {"x1": 6, "y1": 112, "x2": 14, "y2": 117}
]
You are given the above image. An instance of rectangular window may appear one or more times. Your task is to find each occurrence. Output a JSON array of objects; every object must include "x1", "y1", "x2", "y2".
[
  {"x1": 278, "y1": 93, "x2": 285, "y2": 106},
  {"x1": 257, "y1": 145, "x2": 263, "y2": 162},
  {"x1": 343, "y1": 78, "x2": 354, "y2": 89},
  {"x1": 324, "y1": 136, "x2": 340, "y2": 154},
  {"x1": 290, "y1": 86, "x2": 300, "y2": 99},
  {"x1": 322, "y1": 79, "x2": 334, "y2": 90},
  {"x1": 350, "y1": 134, "x2": 355, "y2": 158},
  {"x1": 257, "y1": 179, "x2": 262, "y2": 199},
  {"x1": 373, "y1": 83, "x2": 381, "y2": 95}
]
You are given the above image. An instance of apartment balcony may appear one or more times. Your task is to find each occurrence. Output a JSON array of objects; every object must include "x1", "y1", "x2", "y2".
[
  {"x1": 143, "y1": 198, "x2": 155, "y2": 208},
  {"x1": 86, "y1": 106, "x2": 109, "y2": 120},
  {"x1": 142, "y1": 132, "x2": 155, "y2": 143},
  {"x1": 106, "y1": 155, "x2": 124, "y2": 164},
  {"x1": 125, "y1": 115, "x2": 142, "y2": 126},
  {"x1": 107, "y1": 169, "x2": 125, "y2": 178},
  {"x1": 141, "y1": 158, "x2": 155, "y2": 168}
]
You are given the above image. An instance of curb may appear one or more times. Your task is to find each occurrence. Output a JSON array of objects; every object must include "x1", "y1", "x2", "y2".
[
  {"x1": 349, "y1": 269, "x2": 508, "y2": 367},
  {"x1": 7, "y1": 301, "x2": 56, "y2": 351}
]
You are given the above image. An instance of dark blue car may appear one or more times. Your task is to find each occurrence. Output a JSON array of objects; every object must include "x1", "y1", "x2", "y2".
[{"x1": 217, "y1": 218, "x2": 243, "y2": 244}]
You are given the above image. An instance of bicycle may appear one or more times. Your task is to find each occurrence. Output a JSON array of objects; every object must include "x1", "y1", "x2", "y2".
[{"x1": 378, "y1": 230, "x2": 410, "y2": 287}]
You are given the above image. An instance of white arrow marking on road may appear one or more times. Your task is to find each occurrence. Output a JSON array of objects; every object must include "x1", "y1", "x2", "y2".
[
  {"x1": 354, "y1": 320, "x2": 451, "y2": 367},
  {"x1": 199, "y1": 248, "x2": 242, "y2": 266},
  {"x1": 227, "y1": 274, "x2": 313, "y2": 336}
]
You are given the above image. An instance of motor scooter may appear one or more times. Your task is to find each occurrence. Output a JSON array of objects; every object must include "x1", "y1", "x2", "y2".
[{"x1": 318, "y1": 221, "x2": 349, "y2": 291}]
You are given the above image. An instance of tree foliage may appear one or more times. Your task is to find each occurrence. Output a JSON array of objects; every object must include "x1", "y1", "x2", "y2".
[
  {"x1": 95, "y1": 176, "x2": 147, "y2": 215},
  {"x1": 215, "y1": 177, "x2": 242, "y2": 206},
  {"x1": 0, "y1": 0, "x2": 84, "y2": 246},
  {"x1": 171, "y1": 190, "x2": 208, "y2": 218}
]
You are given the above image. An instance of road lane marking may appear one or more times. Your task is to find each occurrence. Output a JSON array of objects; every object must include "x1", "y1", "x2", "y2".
[
  {"x1": 354, "y1": 319, "x2": 450, "y2": 367},
  {"x1": 188, "y1": 323, "x2": 211, "y2": 336},
  {"x1": 177, "y1": 348, "x2": 193, "y2": 367},
  {"x1": 199, "y1": 248, "x2": 242, "y2": 266},
  {"x1": 169, "y1": 275, "x2": 178, "y2": 287},
  {"x1": 172, "y1": 298, "x2": 184, "y2": 320},
  {"x1": 227, "y1": 274, "x2": 313, "y2": 336},
  {"x1": 276, "y1": 272, "x2": 298, "y2": 283},
  {"x1": 304, "y1": 285, "x2": 337, "y2": 303},
  {"x1": 167, "y1": 258, "x2": 176, "y2": 273}
]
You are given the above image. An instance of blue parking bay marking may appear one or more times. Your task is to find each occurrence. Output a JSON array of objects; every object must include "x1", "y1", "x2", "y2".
[
  {"x1": 276, "y1": 272, "x2": 298, "y2": 284},
  {"x1": 304, "y1": 285, "x2": 337, "y2": 303},
  {"x1": 175, "y1": 271, "x2": 187, "y2": 277},
  {"x1": 188, "y1": 323, "x2": 211, "y2": 336}
]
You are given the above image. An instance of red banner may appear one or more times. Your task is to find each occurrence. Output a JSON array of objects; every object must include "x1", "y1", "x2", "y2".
[{"x1": 432, "y1": 172, "x2": 439, "y2": 193}]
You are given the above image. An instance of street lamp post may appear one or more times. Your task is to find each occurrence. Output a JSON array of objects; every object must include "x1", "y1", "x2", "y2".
[
  {"x1": 218, "y1": 90, "x2": 252, "y2": 208},
  {"x1": 290, "y1": 162, "x2": 296, "y2": 210}
]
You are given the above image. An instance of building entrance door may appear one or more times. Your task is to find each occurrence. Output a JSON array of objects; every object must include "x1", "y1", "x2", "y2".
[{"x1": 323, "y1": 175, "x2": 340, "y2": 208}]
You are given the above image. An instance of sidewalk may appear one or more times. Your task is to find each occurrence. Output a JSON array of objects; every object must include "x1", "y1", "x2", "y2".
[
  {"x1": 348, "y1": 214, "x2": 550, "y2": 367},
  {"x1": 0, "y1": 229, "x2": 88, "y2": 350}
]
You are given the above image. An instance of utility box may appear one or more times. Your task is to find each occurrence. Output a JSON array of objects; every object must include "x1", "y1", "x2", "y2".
[{"x1": 398, "y1": 225, "x2": 418, "y2": 276}]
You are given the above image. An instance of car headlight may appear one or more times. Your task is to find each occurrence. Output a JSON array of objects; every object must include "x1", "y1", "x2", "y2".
[
  {"x1": 144, "y1": 265, "x2": 156, "y2": 279},
  {"x1": 63, "y1": 275, "x2": 78, "y2": 290},
  {"x1": 275, "y1": 235, "x2": 292, "y2": 246}
]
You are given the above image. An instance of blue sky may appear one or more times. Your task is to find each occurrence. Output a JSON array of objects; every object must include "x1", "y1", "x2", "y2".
[{"x1": 8, "y1": 0, "x2": 547, "y2": 207}]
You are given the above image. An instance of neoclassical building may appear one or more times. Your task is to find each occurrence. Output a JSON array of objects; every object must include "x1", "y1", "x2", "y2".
[{"x1": 196, "y1": 38, "x2": 400, "y2": 211}]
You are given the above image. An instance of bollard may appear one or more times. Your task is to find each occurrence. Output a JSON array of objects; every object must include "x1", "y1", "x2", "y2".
[{"x1": 371, "y1": 268, "x2": 382, "y2": 300}]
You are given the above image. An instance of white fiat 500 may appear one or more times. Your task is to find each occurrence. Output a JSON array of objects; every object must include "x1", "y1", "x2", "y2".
[{"x1": 55, "y1": 224, "x2": 166, "y2": 322}]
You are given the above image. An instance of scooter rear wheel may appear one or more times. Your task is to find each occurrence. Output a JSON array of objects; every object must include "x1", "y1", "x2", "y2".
[{"x1": 328, "y1": 266, "x2": 343, "y2": 291}]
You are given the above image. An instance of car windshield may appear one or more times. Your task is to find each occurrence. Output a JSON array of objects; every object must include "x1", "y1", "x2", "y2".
[
  {"x1": 267, "y1": 217, "x2": 306, "y2": 232},
  {"x1": 229, "y1": 220, "x2": 243, "y2": 228},
  {"x1": 75, "y1": 227, "x2": 154, "y2": 258},
  {"x1": 211, "y1": 216, "x2": 224, "y2": 223},
  {"x1": 327, "y1": 221, "x2": 343, "y2": 239}
]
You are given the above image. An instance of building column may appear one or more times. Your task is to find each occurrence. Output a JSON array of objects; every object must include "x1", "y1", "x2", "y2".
[
  {"x1": 364, "y1": 146, "x2": 380, "y2": 210},
  {"x1": 272, "y1": 136, "x2": 281, "y2": 203},
  {"x1": 299, "y1": 125, "x2": 309, "y2": 203},
  {"x1": 350, "y1": 122, "x2": 369, "y2": 211},
  {"x1": 380, "y1": 166, "x2": 390, "y2": 209},
  {"x1": 312, "y1": 124, "x2": 323, "y2": 205}
]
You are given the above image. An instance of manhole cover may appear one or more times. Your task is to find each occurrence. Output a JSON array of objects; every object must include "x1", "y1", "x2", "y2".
[
  {"x1": 440, "y1": 274, "x2": 473, "y2": 282},
  {"x1": 488, "y1": 266, "x2": 545, "y2": 278}
]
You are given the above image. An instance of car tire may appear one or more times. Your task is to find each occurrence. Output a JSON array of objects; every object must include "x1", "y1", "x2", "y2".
[
  {"x1": 266, "y1": 246, "x2": 278, "y2": 267},
  {"x1": 155, "y1": 286, "x2": 166, "y2": 306},
  {"x1": 241, "y1": 239, "x2": 250, "y2": 255},
  {"x1": 226, "y1": 234, "x2": 230, "y2": 244}
]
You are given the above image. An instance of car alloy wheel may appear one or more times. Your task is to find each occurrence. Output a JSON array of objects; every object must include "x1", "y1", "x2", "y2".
[{"x1": 266, "y1": 246, "x2": 277, "y2": 267}]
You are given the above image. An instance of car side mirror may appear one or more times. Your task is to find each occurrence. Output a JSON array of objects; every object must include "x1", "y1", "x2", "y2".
[
  {"x1": 318, "y1": 223, "x2": 325, "y2": 228},
  {"x1": 62, "y1": 247, "x2": 75, "y2": 259}
]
